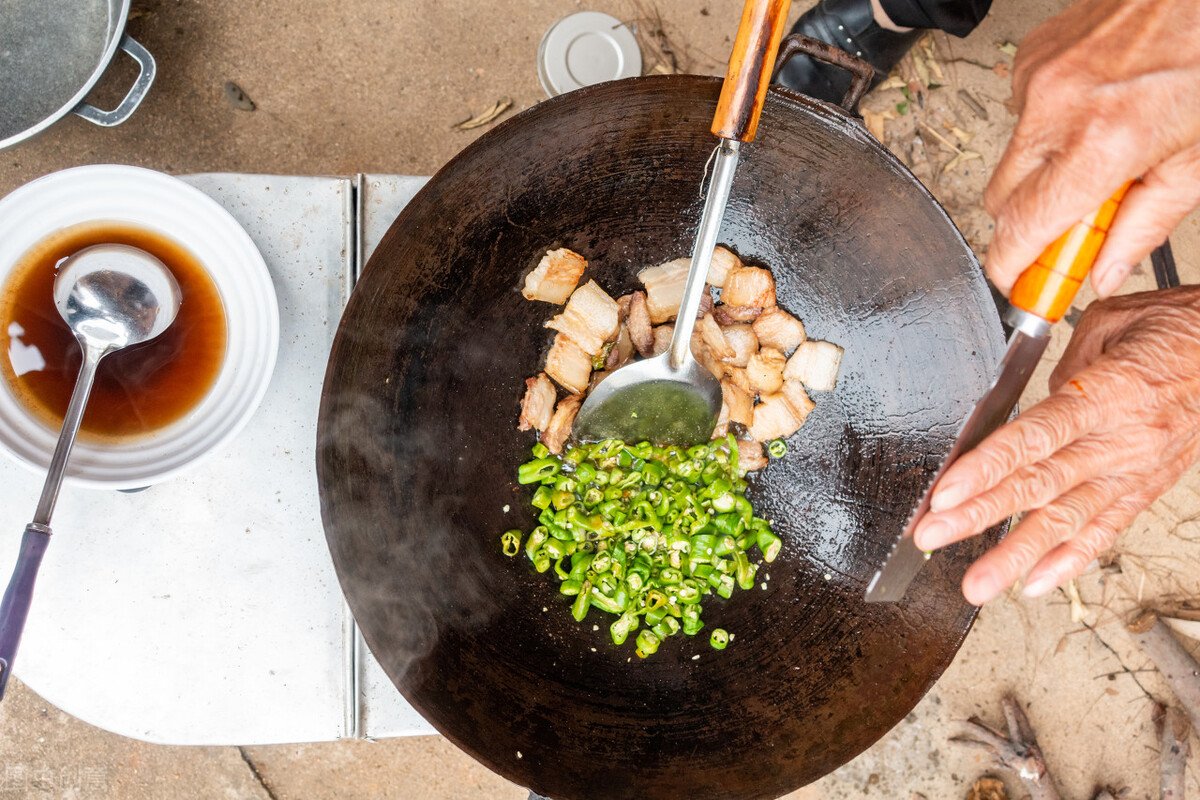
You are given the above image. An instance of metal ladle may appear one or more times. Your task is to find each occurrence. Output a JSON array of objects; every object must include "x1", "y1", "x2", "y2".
[{"x1": 0, "y1": 244, "x2": 181, "y2": 699}]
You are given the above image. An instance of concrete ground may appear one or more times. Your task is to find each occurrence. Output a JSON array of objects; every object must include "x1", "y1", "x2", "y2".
[{"x1": 2, "y1": 0, "x2": 1199, "y2": 798}]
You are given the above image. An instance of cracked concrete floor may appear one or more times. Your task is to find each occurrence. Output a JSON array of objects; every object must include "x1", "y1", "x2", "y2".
[{"x1": 2, "y1": 0, "x2": 1199, "y2": 797}]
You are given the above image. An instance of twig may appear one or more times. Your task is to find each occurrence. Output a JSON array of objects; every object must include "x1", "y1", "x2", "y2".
[
  {"x1": 951, "y1": 697, "x2": 1062, "y2": 800},
  {"x1": 1154, "y1": 704, "x2": 1191, "y2": 800},
  {"x1": 917, "y1": 121, "x2": 963, "y2": 155},
  {"x1": 1128, "y1": 611, "x2": 1200, "y2": 735}
]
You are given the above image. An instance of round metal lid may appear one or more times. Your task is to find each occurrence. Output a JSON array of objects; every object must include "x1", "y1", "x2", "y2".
[{"x1": 537, "y1": 12, "x2": 642, "y2": 98}]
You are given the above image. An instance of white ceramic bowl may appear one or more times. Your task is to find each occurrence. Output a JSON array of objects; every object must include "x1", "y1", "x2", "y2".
[{"x1": 0, "y1": 165, "x2": 279, "y2": 488}]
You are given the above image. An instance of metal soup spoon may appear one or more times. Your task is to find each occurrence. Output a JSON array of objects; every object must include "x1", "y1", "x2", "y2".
[{"x1": 0, "y1": 244, "x2": 181, "y2": 699}]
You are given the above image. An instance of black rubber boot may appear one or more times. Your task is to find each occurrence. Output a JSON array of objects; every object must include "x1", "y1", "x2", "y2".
[{"x1": 776, "y1": 0, "x2": 924, "y2": 107}]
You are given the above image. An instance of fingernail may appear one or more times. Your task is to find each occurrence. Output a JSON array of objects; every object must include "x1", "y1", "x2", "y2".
[
  {"x1": 1093, "y1": 262, "x2": 1132, "y2": 299},
  {"x1": 964, "y1": 572, "x2": 1003, "y2": 606},
  {"x1": 1022, "y1": 572, "x2": 1058, "y2": 598},
  {"x1": 930, "y1": 481, "x2": 967, "y2": 513},
  {"x1": 914, "y1": 518, "x2": 951, "y2": 552}
]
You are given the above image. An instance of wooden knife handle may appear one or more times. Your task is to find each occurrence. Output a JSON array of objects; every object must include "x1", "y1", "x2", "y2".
[
  {"x1": 1009, "y1": 181, "x2": 1134, "y2": 323},
  {"x1": 712, "y1": 0, "x2": 792, "y2": 142}
]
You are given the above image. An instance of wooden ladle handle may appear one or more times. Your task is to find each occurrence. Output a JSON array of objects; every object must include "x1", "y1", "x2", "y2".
[
  {"x1": 1009, "y1": 181, "x2": 1133, "y2": 323},
  {"x1": 712, "y1": 0, "x2": 793, "y2": 142}
]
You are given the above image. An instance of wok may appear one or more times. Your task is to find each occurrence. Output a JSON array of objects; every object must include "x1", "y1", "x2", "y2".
[{"x1": 317, "y1": 73, "x2": 1007, "y2": 799}]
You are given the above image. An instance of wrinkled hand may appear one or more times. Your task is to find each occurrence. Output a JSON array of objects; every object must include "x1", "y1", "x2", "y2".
[
  {"x1": 913, "y1": 287, "x2": 1200, "y2": 605},
  {"x1": 984, "y1": 0, "x2": 1200, "y2": 299}
]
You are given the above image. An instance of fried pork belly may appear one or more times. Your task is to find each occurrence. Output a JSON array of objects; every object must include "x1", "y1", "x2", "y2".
[
  {"x1": 696, "y1": 313, "x2": 734, "y2": 360},
  {"x1": 724, "y1": 366, "x2": 755, "y2": 396},
  {"x1": 638, "y1": 258, "x2": 690, "y2": 324},
  {"x1": 545, "y1": 333, "x2": 591, "y2": 395},
  {"x1": 749, "y1": 391, "x2": 811, "y2": 442},
  {"x1": 746, "y1": 347, "x2": 786, "y2": 396},
  {"x1": 707, "y1": 246, "x2": 741, "y2": 289},
  {"x1": 713, "y1": 304, "x2": 763, "y2": 326},
  {"x1": 723, "y1": 266, "x2": 776, "y2": 308},
  {"x1": 690, "y1": 332, "x2": 726, "y2": 380},
  {"x1": 737, "y1": 439, "x2": 768, "y2": 472},
  {"x1": 721, "y1": 380, "x2": 754, "y2": 426},
  {"x1": 781, "y1": 379, "x2": 815, "y2": 420},
  {"x1": 719, "y1": 323, "x2": 758, "y2": 367},
  {"x1": 784, "y1": 340, "x2": 843, "y2": 391},
  {"x1": 650, "y1": 324, "x2": 674, "y2": 357},
  {"x1": 712, "y1": 399, "x2": 730, "y2": 440},
  {"x1": 627, "y1": 291, "x2": 655, "y2": 357},
  {"x1": 616, "y1": 293, "x2": 633, "y2": 321},
  {"x1": 606, "y1": 324, "x2": 635, "y2": 371},
  {"x1": 540, "y1": 394, "x2": 583, "y2": 454},
  {"x1": 697, "y1": 291, "x2": 715, "y2": 319},
  {"x1": 752, "y1": 307, "x2": 806, "y2": 354},
  {"x1": 518, "y1": 372, "x2": 555, "y2": 432},
  {"x1": 545, "y1": 280, "x2": 619, "y2": 356},
  {"x1": 522, "y1": 248, "x2": 586, "y2": 304}
]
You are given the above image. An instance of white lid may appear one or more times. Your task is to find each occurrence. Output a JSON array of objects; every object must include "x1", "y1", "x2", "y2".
[{"x1": 537, "y1": 11, "x2": 643, "y2": 97}]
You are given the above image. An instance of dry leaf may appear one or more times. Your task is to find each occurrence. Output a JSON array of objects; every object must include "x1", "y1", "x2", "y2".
[
  {"x1": 1054, "y1": 634, "x2": 1069, "y2": 655},
  {"x1": 913, "y1": 55, "x2": 931, "y2": 89},
  {"x1": 929, "y1": 57, "x2": 946, "y2": 82},
  {"x1": 1161, "y1": 616, "x2": 1200, "y2": 641},
  {"x1": 877, "y1": 75, "x2": 907, "y2": 91},
  {"x1": 454, "y1": 97, "x2": 513, "y2": 130},
  {"x1": 993, "y1": 61, "x2": 1011, "y2": 79},
  {"x1": 1066, "y1": 578, "x2": 1088, "y2": 622},
  {"x1": 941, "y1": 121, "x2": 973, "y2": 143},
  {"x1": 861, "y1": 109, "x2": 896, "y2": 141},
  {"x1": 966, "y1": 777, "x2": 1009, "y2": 800},
  {"x1": 941, "y1": 149, "x2": 983, "y2": 173},
  {"x1": 997, "y1": 41, "x2": 1019, "y2": 57}
]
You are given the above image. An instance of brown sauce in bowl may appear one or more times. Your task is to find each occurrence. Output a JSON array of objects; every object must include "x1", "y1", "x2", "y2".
[{"x1": 0, "y1": 222, "x2": 227, "y2": 441}]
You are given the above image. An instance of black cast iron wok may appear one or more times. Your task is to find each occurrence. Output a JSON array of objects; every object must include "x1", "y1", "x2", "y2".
[{"x1": 316, "y1": 70, "x2": 1007, "y2": 799}]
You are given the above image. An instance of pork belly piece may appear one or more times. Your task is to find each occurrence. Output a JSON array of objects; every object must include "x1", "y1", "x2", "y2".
[
  {"x1": 748, "y1": 391, "x2": 811, "y2": 442},
  {"x1": 719, "y1": 324, "x2": 758, "y2": 368},
  {"x1": 628, "y1": 291, "x2": 655, "y2": 357},
  {"x1": 746, "y1": 347, "x2": 786, "y2": 396},
  {"x1": 522, "y1": 248, "x2": 586, "y2": 304},
  {"x1": 588, "y1": 369, "x2": 610, "y2": 394},
  {"x1": 712, "y1": 399, "x2": 730, "y2": 440},
  {"x1": 650, "y1": 323, "x2": 674, "y2": 357},
  {"x1": 606, "y1": 324, "x2": 635, "y2": 370},
  {"x1": 697, "y1": 291, "x2": 715, "y2": 319},
  {"x1": 721, "y1": 380, "x2": 754, "y2": 426},
  {"x1": 708, "y1": 246, "x2": 741, "y2": 289},
  {"x1": 696, "y1": 313, "x2": 734, "y2": 360},
  {"x1": 545, "y1": 333, "x2": 591, "y2": 395},
  {"x1": 540, "y1": 394, "x2": 583, "y2": 454},
  {"x1": 518, "y1": 372, "x2": 555, "y2": 432},
  {"x1": 638, "y1": 258, "x2": 690, "y2": 324},
  {"x1": 784, "y1": 340, "x2": 843, "y2": 391},
  {"x1": 616, "y1": 293, "x2": 633, "y2": 321},
  {"x1": 713, "y1": 303, "x2": 763, "y2": 326},
  {"x1": 752, "y1": 307, "x2": 806, "y2": 354},
  {"x1": 724, "y1": 365, "x2": 755, "y2": 396},
  {"x1": 690, "y1": 332, "x2": 726, "y2": 380},
  {"x1": 781, "y1": 379, "x2": 816, "y2": 420},
  {"x1": 545, "y1": 280, "x2": 620, "y2": 356},
  {"x1": 737, "y1": 439, "x2": 768, "y2": 472},
  {"x1": 723, "y1": 266, "x2": 776, "y2": 308}
]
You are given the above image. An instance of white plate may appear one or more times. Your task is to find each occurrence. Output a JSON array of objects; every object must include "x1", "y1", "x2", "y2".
[{"x1": 0, "y1": 165, "x2": 279, "y2": 488}]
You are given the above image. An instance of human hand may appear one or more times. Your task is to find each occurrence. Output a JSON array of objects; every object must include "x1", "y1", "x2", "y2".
[
  {"x1": 912, "y1": 287, "x2": 1200, "y2": 605},
  {"x1": 983, "y1": 0, "x2": 1200, "y2": 299}
]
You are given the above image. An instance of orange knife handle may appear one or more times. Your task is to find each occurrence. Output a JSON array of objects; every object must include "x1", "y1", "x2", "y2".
[
  {"x1": 1008, "y1": 181, "x2": 1134, "y2": 325},
  {"x1": 712, "y1": 0, "x2": 792, "y2": 143}
]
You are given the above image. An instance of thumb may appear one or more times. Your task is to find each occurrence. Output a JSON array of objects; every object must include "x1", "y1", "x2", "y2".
[{"x1": 1090, "y1": 144, "x2": 1200, "y2": 298}]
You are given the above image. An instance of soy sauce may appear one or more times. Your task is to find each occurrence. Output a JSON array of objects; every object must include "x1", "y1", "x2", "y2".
[{"x1": 1, "y1": 222, "x2": 227, "y2": 440}]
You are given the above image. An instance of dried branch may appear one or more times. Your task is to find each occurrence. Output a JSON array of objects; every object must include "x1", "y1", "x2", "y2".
[
  {"x1": 951, "y1": 696, "x2": 1062, "y2": 800},
  {"x1": 1127, "y1": 611, "x2": 1200, "y2": 734}
]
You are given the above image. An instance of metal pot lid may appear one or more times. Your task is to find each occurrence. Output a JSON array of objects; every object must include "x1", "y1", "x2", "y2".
[
  {"x1": 0, "y1": 0, "x2": 125, "y2": 145},
  {"x1": 536, "y1": 12, "x2": 642, "y2": 98}
]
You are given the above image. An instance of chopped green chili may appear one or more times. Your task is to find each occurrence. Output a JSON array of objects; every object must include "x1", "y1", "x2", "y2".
[
  {"x1": 503, "y1": 437, "x2": 779, "y2": 658},
  {"x1": 768, "y1": 439, "x2": 788, "y2": 458}
]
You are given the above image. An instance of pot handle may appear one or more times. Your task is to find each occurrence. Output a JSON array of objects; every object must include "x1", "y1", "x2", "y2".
[
  {"x1": 73, "y1": 35, "x2": 157, "y2": 127},
  {"x1": 770, "y1": 34, "x2": 875, "y2": 113}
]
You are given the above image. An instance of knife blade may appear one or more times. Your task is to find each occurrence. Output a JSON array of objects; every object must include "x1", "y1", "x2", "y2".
[{"x1": 865, "y1": 181, "x2": 1134, "y2": 603}]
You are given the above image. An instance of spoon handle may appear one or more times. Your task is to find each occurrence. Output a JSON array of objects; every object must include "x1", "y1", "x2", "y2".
[
  {"x1": 0, "y1": 348, "x2": 101, "y2": 700},
  {"x1": 0, "y1": 524, "x2": 51, "y2": 699}
]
